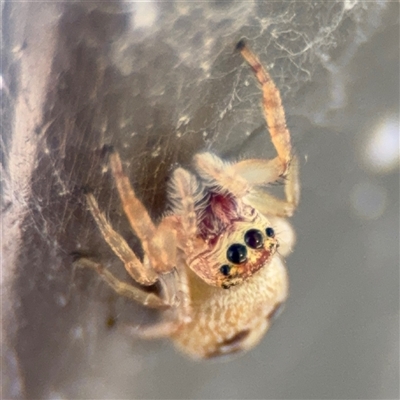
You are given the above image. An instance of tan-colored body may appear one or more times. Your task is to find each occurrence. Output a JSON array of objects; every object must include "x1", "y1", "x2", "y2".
[
  {"x1": 172, "y1": 255, "x2": 288, "y2": 359},
  {"x1": 75, "y1": 40, "x2": 299, "y2": 360}
]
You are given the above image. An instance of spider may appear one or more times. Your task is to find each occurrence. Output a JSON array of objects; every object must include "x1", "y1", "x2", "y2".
[{"x1": 75, "y1": 40, "x2": 299, "y2": 360}]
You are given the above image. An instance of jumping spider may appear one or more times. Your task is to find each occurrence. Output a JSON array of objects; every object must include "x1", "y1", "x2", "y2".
[{"x1": 75, "y1": 40, "x2": 299, "y2": 360}]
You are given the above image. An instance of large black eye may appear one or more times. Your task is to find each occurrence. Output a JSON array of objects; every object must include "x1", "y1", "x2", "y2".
[
  {"x1": 265, "y1": 227, "x2": 275, "y2": 238},
  {"x1": 227, "y1": 244, "x2": 247, "y2": 264},
  {"x1": 244, "y1": 229, "x2": 264, "y2": 249},
  {"x1": 219, "y1": 265, "x2": 231, "y2": 276}
]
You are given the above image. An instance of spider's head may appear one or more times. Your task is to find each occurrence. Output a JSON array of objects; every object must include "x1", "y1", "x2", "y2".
[{"x1": 189, "y1": 219, "x2": 279, "y2": 289}]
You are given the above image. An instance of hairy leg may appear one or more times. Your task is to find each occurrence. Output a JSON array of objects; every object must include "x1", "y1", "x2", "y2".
[
  {"x1": 86, "y1": 192, "x2": 158, "y2": 285},
  {"x1": 244, "y1": 154, "x2": 299, "y2": 217},
  {"x1": 74, "y1": 257, "x2": 167, "y2": 308},
  {"x1": 237, "y1": 39, "x2": 292, "y2": 167},
  {"x1": 193, "y1": 41, "x2": 299, "y2": 216},
  {"x1": 82, "y1": 150, "x2": 194, "y2": 323},
  {"x1": 194, "y1": 152, "x2": 299, "y2": 217},
  {"x1": 194, "y1": 153, "x2": 283, "y2": 198},
  {"x1": 108, "y1": 150, "x2": 179, "y2": 274}
]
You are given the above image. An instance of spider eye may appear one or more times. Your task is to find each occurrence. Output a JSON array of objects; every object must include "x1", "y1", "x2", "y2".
[
  {"x1": 244, "y1": 229, "x2": 264, "y2": 249},
  {"x1": 220, "y1": 265, "x2": 231, "y2": 276},
  {"x1": 265, "y1": 227, "x2": 275, "y2": 238},
  {"x1": 227, "y1": 244, "x2": 247, "y2": 264}
]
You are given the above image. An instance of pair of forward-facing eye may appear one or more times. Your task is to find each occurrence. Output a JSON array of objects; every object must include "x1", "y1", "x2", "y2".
[{"x1": 220, "y1": 227, "x2": 275, "y2": 276}]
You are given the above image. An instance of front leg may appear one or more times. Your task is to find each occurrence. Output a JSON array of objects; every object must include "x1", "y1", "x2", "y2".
[
  {"x1": 108, "y1": 150, "x2": 176, "y2": 274},
  {"x1": 82, "y1": 150, "x2": 193, "y2": 324},
  {"x1": 194, "y1": 152, "x2": 299, "y2": 217},
  {"x1": 236, "y1": 39, "x2": 292, "y2": 167},
  {"x1": 108, "y1": 150, "x2": 193, "y2": 321},
  {"x1": 244, "y1": 155, "x2": 299, "y2": 217},
  {"x1": 193, "y1": 40, "x2": 299, "y2": 217}
]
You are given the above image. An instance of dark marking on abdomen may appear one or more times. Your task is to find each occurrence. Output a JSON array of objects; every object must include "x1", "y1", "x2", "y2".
[
  {"x1": 205, "y1": 329, "x2": 250, "y2": 359},
  {"x1": 266, "y1": 302, "x2": 285, "y2": 323},
  {"x1": 222, "y1": 329, "x2": 250, "y2": 346}
]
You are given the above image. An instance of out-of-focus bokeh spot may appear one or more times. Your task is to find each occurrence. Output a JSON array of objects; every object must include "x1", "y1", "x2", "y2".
[
  {"x1": 361, "y1": 114, "x2": 399, "y2": 174},
  {"x1": 131, "y1": 2, "x2": 158, "y2": 30}
]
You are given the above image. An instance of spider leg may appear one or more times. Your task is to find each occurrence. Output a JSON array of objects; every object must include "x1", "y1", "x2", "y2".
[
  {"x1": 119, "y1": 319, "x2": 180, "y2": 339},
  {"x1": 237, "y1": 40, "x2": 292, "y2": 167},
  {"x1": 236, "y1": 42, "x2": 300, "y2": 212},
  {"x1": 194, "y1": 42, "x2": 300, "y2": 216},
  {"x1": 74, "y1": 257, "x2": 167, "y2": 308},
  {"x1": 86, "y1": 151, "x2": 193, "y2": 325},
  {"x1": 119, "y1": 264, "x2": 193, "y2": 339},
  {"x1": 193, "y1": 152, "x2": 299, "y2": 217},
  {"x1": 243, "y1": 155, "x2": 300, "y2": 217},
  {"x1": 108, "y1": 150, "x2": 177, "y2": 274},
  {"x1": 86, "y1": 193, "x2": 158, "y2": 285}
]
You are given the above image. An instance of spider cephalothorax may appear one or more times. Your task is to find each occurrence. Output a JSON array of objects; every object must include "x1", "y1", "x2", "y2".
[
  {"x1": 187, "y1": 188, "x2": 279, "y2": 288},
  {"x1": 75, "y1": 40, "x2": 299, "y2": 359}
]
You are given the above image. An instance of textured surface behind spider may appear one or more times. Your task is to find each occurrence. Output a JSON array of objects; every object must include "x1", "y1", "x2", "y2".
[{"x1": 2, "y1": 1, "x2": 399, "y2": 399}]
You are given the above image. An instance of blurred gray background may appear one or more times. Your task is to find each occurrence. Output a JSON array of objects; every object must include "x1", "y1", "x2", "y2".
[{"x1": 2, "y1": 1, "x2": 399, "y2": 399}]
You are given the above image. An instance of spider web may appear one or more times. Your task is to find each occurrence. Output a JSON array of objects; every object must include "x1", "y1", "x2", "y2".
[{"x1": 1, "y1": 1, "x2": 398, "y2": 399}]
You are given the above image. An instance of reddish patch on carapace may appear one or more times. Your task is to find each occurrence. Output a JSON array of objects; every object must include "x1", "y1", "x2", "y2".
[{"x1": 198, "y1": 192, "x2": 241, "y2": 246}]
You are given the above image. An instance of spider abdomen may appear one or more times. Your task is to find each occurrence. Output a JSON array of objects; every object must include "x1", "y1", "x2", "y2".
[{"x1": 172, "y1": 254, "x2": 288, "y2": 359}]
